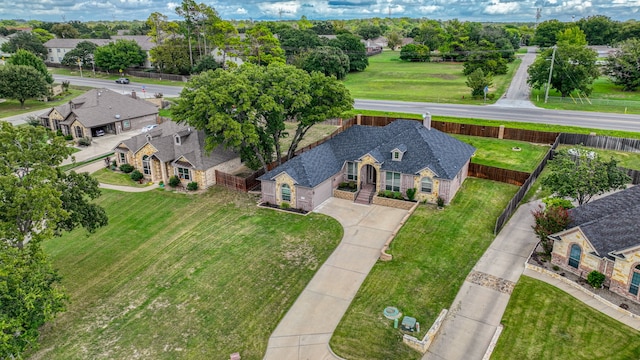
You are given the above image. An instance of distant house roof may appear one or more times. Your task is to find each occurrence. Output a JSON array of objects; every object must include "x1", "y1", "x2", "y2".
[
  {"x1": 565, "y1": 185, "x2": 640, "y2": 258},
  {"x1": 111, "y1": 35, "x2": 155, "y2": 51},
  {"x1": 40, "y1": 88, "x2": 158, "y2": 128},
  {"x1": 44, "y1": 38, "x2": 111, "y2": 49},
  {"x1": 117, "y1": 121, "x2": 238, "y2": 171},
  {"x1": 260, "y1": 120, "x2": 476, "y2": 188}
]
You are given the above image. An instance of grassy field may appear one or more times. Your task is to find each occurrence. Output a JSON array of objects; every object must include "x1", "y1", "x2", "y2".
[
  {"x1": 343, "y1": 109, "x2": 640, "y2": 140},
  {"x1": 452, "y1": 134, "x2": 550, "y2": 172},
  {"x1": 49, "y1": 67, "x2": 186, "y2": 87},
  {"x1": 330, "y1": 178, "x2": 519, "y2": 360},
  {"x1": 557, "y1": 144, "x2": 640, "y2": 170},
  {"x1": 530, "y1": 77, "x2": 640, "y2": 114},
  {"x1": 34, "y1": 188, "x2": 342, "y2": 359},
  {"x1": 92, "y1": 168, "x2": 149, "y2": 187},
  {"x1": 342, "y1": 51, "x2": 519, "y2": 104},
  {"x1": 0, "y1": 87, "x2": 88, "y2": 118},
  {"x1": 492, "y1": 276, "x2": 640, "y2": 359}
]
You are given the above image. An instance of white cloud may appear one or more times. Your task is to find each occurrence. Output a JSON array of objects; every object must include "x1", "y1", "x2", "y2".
[
  {"x1": 484, "y1": 1, "x2": 520, "y2": 15},
  {"x1": 235, "y1": 7, "x2": 248, "y2": 15},
  {"x1": 257, "y1": 1, "x2": 300, "y2": 17}
]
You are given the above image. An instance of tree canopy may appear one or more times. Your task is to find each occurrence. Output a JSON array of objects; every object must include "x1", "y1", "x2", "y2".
[
  {"x1": 328, "y1": 33, "x2": 368, "y2": 72},
  {"x1": 0, "y1": 32, "x2": 47, "y2": 59},
  {"x1": 0, "y1": 65, "x2": 50, "y2": 108},
  {"x1": 94, "y1": 39, "x2": 146, "y2": 71},
  {"x1": 542, "y1": 147, "x2": 630, "y2": 205},
  {"x1": 172, "y1": 64, "x2": 353, "y2": 171},
  {"x1": 242, "y1": 24, "x2": 285, "y2": 66},
  {"x1": 604, "y1": 39, "x2": 640, "y2": 91},
  {"x1": 399, "y1": 43, "x2": 430, "y2": 62},
  {"x1": 149, "y1": 37, "x2": 191, "y2": 75},
  {"x1": 7, "y1": 49, "x2": 54, "y2": 84},
  {"x1": 296, "y1": 46, "x2": 350, "y2": 80},
  {"x1": 466, "y1": 68, "x2": 492, "y2": 97},
  {"x1": 61, "y1": 41, "x2": 98, "y2": 68}
]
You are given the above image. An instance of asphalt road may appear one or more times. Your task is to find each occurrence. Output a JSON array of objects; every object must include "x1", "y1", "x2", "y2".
[{"x1": 53, "y1": 74, "x2": 640, "y2": 133}]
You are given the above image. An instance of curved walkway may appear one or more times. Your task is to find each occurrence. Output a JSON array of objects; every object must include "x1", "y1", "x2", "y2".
[
  {"x1": 264, "y1": 198, "x2": 409, "y2": 360},
  {"x1": 75, "y1": 161, "x2": 159, "y2": 192}
]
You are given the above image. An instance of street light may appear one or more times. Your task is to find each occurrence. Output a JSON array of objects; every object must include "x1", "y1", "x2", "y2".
[{"x1": 77, "y1": 59, "x2": 83, "y2": 78}]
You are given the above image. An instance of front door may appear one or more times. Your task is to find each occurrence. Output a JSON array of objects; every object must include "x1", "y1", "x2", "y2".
[{"x1": 367, "y1": 165, "x2": 377, "y2": 184}]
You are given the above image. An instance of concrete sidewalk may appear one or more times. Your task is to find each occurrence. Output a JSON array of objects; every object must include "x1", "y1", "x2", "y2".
[
  {"x1": 264, "y1": 198, "x2": 409, "y2": 360},
  {"x1": 424, "y1": 201, "x2": 540, "y2": 360},
  {"x1": 62, "y1": 132, "x2": 133, "y2": 165},
  {"x1": 493, "y1": 46, "x2": 537, "y2": 109}
]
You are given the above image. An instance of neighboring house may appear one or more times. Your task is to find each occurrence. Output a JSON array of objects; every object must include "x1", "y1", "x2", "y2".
[
  {"x1": 39, "y1": 88, "x2": 158, "y2": 139},
  {"x1": 550, "y1": 185, "x2": 640, "y2": 304},
  {"x1": 113, "y1": 121, "x2": 240, "y2": 188},
  {"x1": 43, "y1": 38, "x2": 111, "y2": 64},
  {"x1": 0, "y1": 36, "x2": 12, "y2": 59},
  {"x1": 211, "y1": 33, "x2": 245, "y2": 67},
  {"x1": 259, "y1": 118, "x2": 476, "y2": 212}
]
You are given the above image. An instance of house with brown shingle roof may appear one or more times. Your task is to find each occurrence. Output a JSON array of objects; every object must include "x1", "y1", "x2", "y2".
[
  {"x1": 113, "y1": 121, "x2": 241, "y2": 188},
  {"x1": 39, "y1": 88, "x2": 158, "y2": 139}
]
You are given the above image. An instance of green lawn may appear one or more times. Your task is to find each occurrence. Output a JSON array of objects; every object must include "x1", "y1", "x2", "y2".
[
  {"x1": 452, "y1": 134, "x2": 550, "y2": 172},
  {"x1": 342, "y1": 51, "x2": 518, "y2": 104},
  {"x1": 35, "y1": 188, "x2": 342, "y2": 359},
  {"x1": 49, "y1": 67, "x2": 186, "y2": 87},
  {"x1": 0, "y1": 87, "x2": 88, "y2": 118},
  {"x1": 330, "y1": 178, "x2": 519, "y2": 360},
  {"x1": 92, "y1": 168, "x2": 149, "y2": 187},
  {"x1": 530, "y1": 77, "x2": 640, "y2": 114},
  {"x1": 492, "y1": 276, "x2": 640, "y2": 359},
  {"x1": 557, "y1": 144, "x2": 640, "y2": 170}
]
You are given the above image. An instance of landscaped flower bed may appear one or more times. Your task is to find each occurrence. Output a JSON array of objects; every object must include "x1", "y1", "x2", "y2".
[{"x1": 259, "y1": 202, "x2": 308, "y2": 215}]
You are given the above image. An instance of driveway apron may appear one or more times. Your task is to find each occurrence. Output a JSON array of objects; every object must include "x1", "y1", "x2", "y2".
[
  {"x1": 264, "y1": 198, "x2": 409, "y2": 360},
  {"x1": 423, "y1": 201, "x2": 540, "y2": 360}
]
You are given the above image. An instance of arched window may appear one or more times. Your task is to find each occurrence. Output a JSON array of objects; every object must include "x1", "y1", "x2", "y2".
[
  {"x1": 568, "y1": 244, "x2": 581, "y2": 269},
  {"x1": 421, "y1": 177, "x2": 433, "y2": 193},
  {"x1": 142, "y1": 155, "x2": 151, "y2": 175},
  {"x1": 281, "y1": 184, "x2": 291, "y2": 202},
  {"x1": 630, "y1": 265, "x2": 640, "y2": 296}
]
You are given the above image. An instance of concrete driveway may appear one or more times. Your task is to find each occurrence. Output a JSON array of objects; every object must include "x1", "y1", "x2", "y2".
[{"x1": 264, "y1": 198, "x2": 409, "y2": 360}]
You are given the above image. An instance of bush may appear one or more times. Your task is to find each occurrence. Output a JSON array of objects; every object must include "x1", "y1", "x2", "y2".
[
  {"x1": 543, "y1": 197, "x2": 574, "y2": 210},
  {"x1": 26, "y1": 116, "x2": 41, "y2": 127},
  {"x1": 587, "y1": 270, "x2": 606, "y2": 288},
  {"x1": 437, "y1": 196, "x2": 445, "y2": 207},
  {"x1": 130, "y1": 170, "x2": 143, "y2": 182},
  {"x1": 119, "y1": 163, "x2": 134, "y2": 173},
  {"x1": 187, "y1": 182, "x2": 198, "y2": 191},
  {"x1": 532, "y1": 204, "x2": 571, "y2": 255},
  {"x1": 168, "y1": 175, "x2": 180, "y2": 187},
  {"x1": 406, "y1": 188, "x2": 417, "y2": 201},
  {"x1": 280, "y1": 202, "x2": 290, "y2": 209},
  {"x1": 393, "y1": 191, "x2": 404, "y2": 200},
  {"x1": 64, "y1": 134, "x2": 73, "y2": 141},
  {"x1": 77, "y1": 137, "x2": 91, "y2": 146}
]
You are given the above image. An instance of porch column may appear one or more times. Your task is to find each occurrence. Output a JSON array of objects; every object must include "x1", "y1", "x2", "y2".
[{"x1": 161, "y1": 162, "x2": 169, "y2": 185}]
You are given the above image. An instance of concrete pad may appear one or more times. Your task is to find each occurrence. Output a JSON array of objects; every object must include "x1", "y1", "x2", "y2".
[
  {"x1": 451, "y1": 282, "x2": 511, "y2": 326},
  {"x1": 324, "y1": 243, "x2": 380, "y2": 273},
  {"x1": 488, "y1": 234, "x2": 538, "y2": 258},
  {"x1": 268, "y1": 335, "x2": 300, "y2": 348},
  {"x1": 298, "y1": 344, "x2": 336, "y2": 360},
  {"x1": 300, "y1": 333, "x2": 332, "y2": 345},
  {"x1": 271, "y1": 290, "x2": 352, "y2": 337},
  {"x1": 342, "y1": 226, "x2": 391, "y2": 249},
  {"x1": 359, "y1": 205, "x2": 408, "y2": 231},
  {"x1": 474, "y1": 248, "x2": 529, "y2": 283},
  {"x1": 315, "y1": 198, "x2": 372, "y2": 228},
  {"x1": 305, "y1": 265, "x2": 368, "y2": 300},
  {"x1": 263, "y1": 346, "x2": 300, "y2": 360},
  {"x1": 425, "y1": 314, "x2": 497, "y2": 360}
]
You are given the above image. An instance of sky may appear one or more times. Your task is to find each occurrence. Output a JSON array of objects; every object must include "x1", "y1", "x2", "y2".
[{"x1": 1, "y1": 0, "x2": 639, "y2": 23}]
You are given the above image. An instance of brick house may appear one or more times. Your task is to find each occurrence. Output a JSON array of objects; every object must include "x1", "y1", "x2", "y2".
[
  {"x1": 550, "y1": 185, "x2": 640, "y2": 303},
  {"x1": 259, "y1": 118, "x2": 476, "y2": 212},
  {"x1": 113, "y1": 121, "x2": 240, "y2": 188},
  {"x1": 39, "y1": 88, "x2": 158, "y2": 139}
]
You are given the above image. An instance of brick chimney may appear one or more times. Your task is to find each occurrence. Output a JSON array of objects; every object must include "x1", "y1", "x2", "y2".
[{"x1": 422, "y1": 112, "x2": 431, "y2": 130}]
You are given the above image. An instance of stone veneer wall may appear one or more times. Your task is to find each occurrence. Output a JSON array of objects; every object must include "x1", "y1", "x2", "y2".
[
  {"x1": 372, "y1": 195, "x2": 417, "y2": 210},
  {"x1": 333, "y1": 189, "x2": 356, "y2": 201},
  {"x1": 402, "y1": 309, "x2": 449, "y2": 353}
]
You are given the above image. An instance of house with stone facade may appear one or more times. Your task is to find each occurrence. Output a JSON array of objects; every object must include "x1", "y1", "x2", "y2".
[
  {"x1": 113, "y1": 121, "x2": 240, "y2": 188},
  {"x1": 259, "y1": 118, "x2": 476, "y2": 212},
  {"x1": 550, "y1": 185, "x2": 640, "y2": 303},
  {"x1": 39, "y1": 88, "x2": 158, "y2": 140}
]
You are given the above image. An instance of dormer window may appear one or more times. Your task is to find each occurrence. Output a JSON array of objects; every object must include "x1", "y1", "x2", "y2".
[
  {"x1": 175, "y1": 134, "x2": 181, "y2": 145},
  {"x1": 393, "y1": 151, "x2": 400, "y2": 160},
  {"x1": 391, "y1": 144, "x2": 407, "y2": 161}
]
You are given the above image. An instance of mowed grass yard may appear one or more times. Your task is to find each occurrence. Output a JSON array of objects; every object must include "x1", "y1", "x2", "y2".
[
  {"x1": 492, "y1": 276, "x2": 640, "y2": 359},
  {"x1": 557, "y1": 144, "x2": 640, "y2": 170},
  {"x1": 330, "y1": 178, "x2": 519, "y2": 360},
  {"x1": 343, "y1": 50, "x2": 519, "y2": 104},
  {"x1": 451, "y1": 134, "x2": 550, "y2": 172},
  {"x1": 34, "y1": 188, "x2": 342, "y2": 359}
]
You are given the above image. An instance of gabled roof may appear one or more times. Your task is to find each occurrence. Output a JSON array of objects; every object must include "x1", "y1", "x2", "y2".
[
  {"x1": 565, "y1": 185, "x2": 640, "y2": 259},
  {"x1": 44, "y1": 38, "x2": 111, "y2": 49},
  {"x1": 117, "y1": 121, "x2": 238, "y2": 171},
  {"x1": 40, "y1": 88, "x2": 158, "y2": 128},
  {"x1": 111, "y1": 35, "x2": 155, "y2": 51},
  {"x1": 260, "y1": 120, "x2": 476, "y2": 188}
]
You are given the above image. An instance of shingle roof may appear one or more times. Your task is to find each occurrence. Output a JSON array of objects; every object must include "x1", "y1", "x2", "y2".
[
  {"x1": 566, "y1": 185, "x2": 640, "y2": 258},
  {"x1": 260, "y1": 120, "x2": 476, "y2": 188},
  {"x1": 43, "y1": 38, "x2": 111, "y2": 49},
  {"x1": 117, "y1": 121, "x2": 238, "y2": 171},
  {"x1": 111, "y1": 35, "x2": 155, "y2": 51},
  {"x1": 42, "y1": 88, "x2": 158, "y2": 128}
]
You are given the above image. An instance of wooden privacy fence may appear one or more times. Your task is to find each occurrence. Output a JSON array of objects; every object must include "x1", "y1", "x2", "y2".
[
  {"x1": 468, "y1": 163, "x2": 530, "y2": 186},
  {"x1": 215, "y1": 169, "x2": 263, "y2": 192},
  {"x1": 559, "y1": 133, "x2": 640, "y2": 153}
]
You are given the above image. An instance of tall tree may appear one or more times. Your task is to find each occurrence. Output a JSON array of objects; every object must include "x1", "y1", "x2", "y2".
[
  {"x1": 149, "y1": 37, "x2": 191, "y2": 74},
  {"x1": 61, "y1": 41, "x2": 98, "y2": 68},
  {"x1": 399, "y1": 43, "x2": 430, "y2": 62},
  {"x1": 556, "y1": 26, "x2": 588, "y2": 46},
  {"x1": 577, "y1": 15, "x2": 618, "y2": 46},
  {"x1": 542, "y1": 147, "x2": 630, "y2": 205},
  {"x1": 277, "y1": 27, "x2": 321, "y2": 57},
  {"x1": 0, "y1": 65, "x2": 49, "y2": 108},
  {"x1": 51, "y1": 23, "x2": 80, "y2": 39},
  {"x1": 94, "y1": 39, "x2": 146, "y2": 72},
  {"x1": 386, "y1": 31, "x2": 402, "y2": 51},
  {"x1": 296, "y1": 46, "x2": 350, "y2": 80},
  {"x1": 7, "y1": 49, "x2": 54, "y2": 84},
  {"x1": 0, "y1": 32, "x2": 47, "y2": 59},
  {"x1": 175, "y1": 0, "x2": 199, "y2": 66},
  {"x1": 357, "y1": 23, "x2": 382, "y2": 40},
  {"x1": 527, "y1": 44, "x2": 599, "y2": 97},
  {"x1": 466, "y1": 68, "x2": 492, "y2": 97},
  {"x1": 532, "y1": 19, "x2": 566, "y2": 47},
  {"x1": 604, "y1": 39, "x2": 640, "y2": 91},
  {"x1": 242, "y1": 24, "x2": 285, "y2": 66},
  {"x1": 32, "y1": 28, "x2": 54, "y2": 44},
  {"x1": 414, "y1": 19, "x2": 445, "y2": 51},
  {"x1": 328, "y1": 33, "x2": 368, "y2": 72}
]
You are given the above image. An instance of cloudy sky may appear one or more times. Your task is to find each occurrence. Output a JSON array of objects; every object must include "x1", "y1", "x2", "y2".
[{"x1": 2, "y1": 0, "x2": 639, "y2": 23}]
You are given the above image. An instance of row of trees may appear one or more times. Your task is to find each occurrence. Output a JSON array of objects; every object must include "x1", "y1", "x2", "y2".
[{"x1": 533, "y1": 16, "x2": 640, "y2": 47}]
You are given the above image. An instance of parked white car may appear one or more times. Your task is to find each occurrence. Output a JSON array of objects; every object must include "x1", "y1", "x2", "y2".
[{"x1": 140, "y1": 124, "x2": 158, "y2": 133}]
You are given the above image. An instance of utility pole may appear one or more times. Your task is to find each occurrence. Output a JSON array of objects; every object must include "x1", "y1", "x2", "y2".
[{"x1": 544, "y1": 45, "x2": 557, "y2": 104}]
